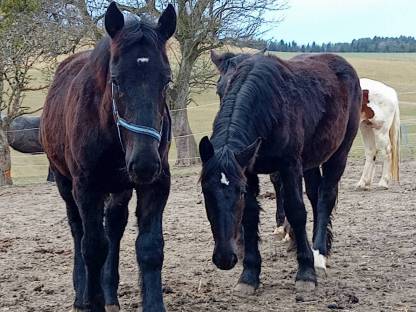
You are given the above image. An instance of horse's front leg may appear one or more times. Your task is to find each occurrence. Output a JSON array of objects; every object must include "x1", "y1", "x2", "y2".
[
  {"x1": 280, "y1": 159, "x2": 316, "y2": 292},
  {"x1": 72, "y1": 181, "x2": 107, "y2": 312},
  {"x1": 54, "y1": 172, "x2": 86, "y2": 311},
  {"x1": 102, "y1": 189, "x2": 133, "y2": 311},
  {"x1": 135, "y1": 171, "x2": 170, "y2": 312},
  {"x1": 235, "y1": 173, "x2": 261, "y2": 295}
]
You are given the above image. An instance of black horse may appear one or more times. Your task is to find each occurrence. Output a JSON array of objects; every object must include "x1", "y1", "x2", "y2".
[
  {"x1": 199, "y1": 53, "x2": 361, "y2": 294},
  {"x1": 210, "y1": 50, "x2": 287, "y2": 238},
  {"x1": 40, "y1": 2, "x2": 176, "y2": 311}
]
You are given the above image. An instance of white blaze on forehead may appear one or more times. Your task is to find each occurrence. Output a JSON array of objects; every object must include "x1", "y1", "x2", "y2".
[
  {"x1": 220, "y1": 172, "x2": 230, "y2": 186},
  {"x1": 137, "y1": 57, "x2": 149, "y2": 63}
]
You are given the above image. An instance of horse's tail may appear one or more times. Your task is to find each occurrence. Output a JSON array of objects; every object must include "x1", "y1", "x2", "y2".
[{"x1": 389, "y1": 101, "x2": 400, "y2": 182}]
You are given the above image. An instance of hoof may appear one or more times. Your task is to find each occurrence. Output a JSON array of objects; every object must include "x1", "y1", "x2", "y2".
[
  {"x1": 233, "y1": 283, "x2": 256, "y2": 296},
  {"x1": 377, "y1": 181, "x2": 389, "y2": 190},
  {"x1": 355, "y1": 181, "x2": 370, "y2": 190},
  {"x1": 295, "y1": 280, "x2": 316, "y2": 293},
  {"x1": 312, "y1": 249, "x2": 327, "y2": 278},
  {"x1": 273, "y1": 226, "x2": 286, "y2": 240},
  {"x1": 105, "y1": 305, "x2": 120, "y2": 312}
]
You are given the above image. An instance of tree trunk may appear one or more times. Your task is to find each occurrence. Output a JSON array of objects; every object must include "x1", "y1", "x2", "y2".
[
  {"x1": 0, "y1": 125, "x2": 13, "y2": 186},
  {"x1": 0, "y1": 61, "x2": 12, "y2": 186},
  {"x1": 167, "y1": 42, "x2": 199, "y2": 166},
  {"x1": 170, "y1": 109, "x2": 199, "y2": 166}
]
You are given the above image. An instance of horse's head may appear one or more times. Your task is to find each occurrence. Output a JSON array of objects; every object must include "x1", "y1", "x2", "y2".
[
  {"x1": 199, "y1": 136, "x2": 261, "y2": 270},
  {"x1": 105, "y1": 2, "x2": 176, "y2": 184},
  {"x1": 211, "y1": 50, "x2": 264, "y2": 100}
]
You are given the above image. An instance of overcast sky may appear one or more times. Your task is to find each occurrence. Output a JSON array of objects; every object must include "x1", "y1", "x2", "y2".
[{"x1": 267, "y1": 0, "x2": 416, "y2": 44}]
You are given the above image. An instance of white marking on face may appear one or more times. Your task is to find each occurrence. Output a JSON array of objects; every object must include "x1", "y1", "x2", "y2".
[
  {"x1": 220, "y1": 172, "x2": 230, "y2": 186},
  {"x1": 312, "y1": 249, "x2": 327, "y2": 271},
  {"x1": 137, "y1": 57, "x2": 149, "y2": 64}
]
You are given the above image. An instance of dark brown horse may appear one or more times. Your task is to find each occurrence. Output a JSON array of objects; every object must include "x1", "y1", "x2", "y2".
[
  {"x1": 40, "y1": 2, "x2": 176, "y2": 311},
  {"x1": 199, "y1": 53, "x2": 361, "y2": 295}
]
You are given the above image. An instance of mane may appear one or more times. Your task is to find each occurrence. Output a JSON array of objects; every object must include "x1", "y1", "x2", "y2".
[
  {"x1": 211, "y1": 55, "x2": 289, "y2": 152},
  {"x1": 218, "y1": 53, "x2": 251, "y2": 73}
]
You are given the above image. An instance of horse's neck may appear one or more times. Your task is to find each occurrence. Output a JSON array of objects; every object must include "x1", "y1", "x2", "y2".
[
  {"x1": 212, "y1": 109, "x2": 261, "y2": 153},
  {"x1": 86, "y1": 45, "x2": 113, "y2": 126}
]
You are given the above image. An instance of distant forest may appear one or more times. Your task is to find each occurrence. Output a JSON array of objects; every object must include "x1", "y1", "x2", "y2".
[{"x1": 242, "y1": 36, "x2": 416, "y2": 53}]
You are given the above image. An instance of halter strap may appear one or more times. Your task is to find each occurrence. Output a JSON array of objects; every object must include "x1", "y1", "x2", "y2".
[{"x1": 111, "y1": 83, "x2": 163, "y2": 150}]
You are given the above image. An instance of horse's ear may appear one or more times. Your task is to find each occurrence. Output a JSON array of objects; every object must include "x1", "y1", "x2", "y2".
[
  {"x1": 235, "y1": 138, "x2": 262, "y2": 169},
  {"x1": 199, "y1": 136, "x2": 214, "y2": 163},
  {"x1": 105, "y1": 2, "x2": 124, "y2": 38},
  {"x1": 157, "y1": 4, "x2": 177, "y2": 41},
  {"x1": 211, "y1": 50, "x2": 222, "y2": 70}
]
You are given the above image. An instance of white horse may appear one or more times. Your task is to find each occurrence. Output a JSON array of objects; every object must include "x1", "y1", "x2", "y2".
[{"x1": 356, "y1": 78, "x2": 400, "y2": 190}]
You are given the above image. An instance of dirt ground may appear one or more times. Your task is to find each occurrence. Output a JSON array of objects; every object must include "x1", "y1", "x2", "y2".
[{"x1": 1, "y1": 159, "x2": 415, "y2": 312}]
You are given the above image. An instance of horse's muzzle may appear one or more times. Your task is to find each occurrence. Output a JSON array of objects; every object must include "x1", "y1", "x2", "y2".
[{"x1": 127, "y1": 158, "x2": 162, "y2": 184}]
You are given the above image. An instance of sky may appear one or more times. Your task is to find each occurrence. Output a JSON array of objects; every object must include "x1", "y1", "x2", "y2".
[{"x1": 267, "y1": 0, "x2": 416, "y2": 44}]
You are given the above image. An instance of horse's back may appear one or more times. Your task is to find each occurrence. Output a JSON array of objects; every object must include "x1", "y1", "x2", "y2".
[
  {"x1": 40, "y1": 51, "x2": 91, "y2": 176},
  {"x1": 286, "y1": 54, "x2": 361, "y2": 167}
]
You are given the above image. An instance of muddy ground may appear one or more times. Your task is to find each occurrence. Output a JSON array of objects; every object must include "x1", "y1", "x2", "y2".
[{"x1": 1, "y1": 159, "x2": 415, "y2": 312}]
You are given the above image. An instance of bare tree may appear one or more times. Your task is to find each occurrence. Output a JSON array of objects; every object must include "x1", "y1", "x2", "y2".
[
  {"x1": 0, "y1": 0, "x2": 87, "y2": 185},
  {"x1": 83, "y1": 0, "x2": 286, "y2": 165}
]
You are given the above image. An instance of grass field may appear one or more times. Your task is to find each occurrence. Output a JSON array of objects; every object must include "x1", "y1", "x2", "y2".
[{"x1": 9, "y1": 52, "x2": 416, "y2": 184}]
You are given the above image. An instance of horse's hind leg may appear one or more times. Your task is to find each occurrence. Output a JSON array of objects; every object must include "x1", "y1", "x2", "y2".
[
  {"x1": 303, "y1": 168, "x2": 322, "y2": 243},
  {"x1": 54, "y1": 173, "x2": 86, "y2": 311},
  {"x1": 270, "y1": 172, "x2": 287, "y2": 239},
  {"x1": 356, "y1": 123, "x2": 376, "y2": 190},
  {"x1": 135, "y1": 171, "x2": 170, "y2": 312},
  {"x1": 374, "y1": 128, "x2": 391, "y2": 189},
  {"x1": 280, "y1": 159, "x2": 316, "y2": 292},
  {"x1": 235, "y1": 173, "x2": 261, "y2": 295},
  {"x1": 102, "y1": 190, "x2": 133, "y2": 311},
  {"x1": 313, "y1": 139, "x2": 354, "y2": 276}
]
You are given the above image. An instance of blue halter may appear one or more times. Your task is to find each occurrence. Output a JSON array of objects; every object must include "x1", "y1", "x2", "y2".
[{"x1": 111, "y1": 83, "x2": 162, "y2": 150}]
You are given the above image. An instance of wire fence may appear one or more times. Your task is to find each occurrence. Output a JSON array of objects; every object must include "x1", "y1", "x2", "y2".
[{"x1": 6, "y1": 93, "x2": 416, "y2": 181}]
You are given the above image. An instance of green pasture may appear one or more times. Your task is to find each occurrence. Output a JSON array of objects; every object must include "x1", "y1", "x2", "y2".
[{"x1": 8, "y1": 52, "x2": 416, "y2": 184}]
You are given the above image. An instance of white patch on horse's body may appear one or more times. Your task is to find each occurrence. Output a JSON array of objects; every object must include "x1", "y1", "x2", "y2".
[
  {"x1": 220, "y1": 172, "x2": 230, "y2": 186},
  {"x1": 137, "y1": 57, "x2": 150, "y2": 64},
  {"x1": 312, "y1": 249, "x2": 327, "y2": 272}
]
